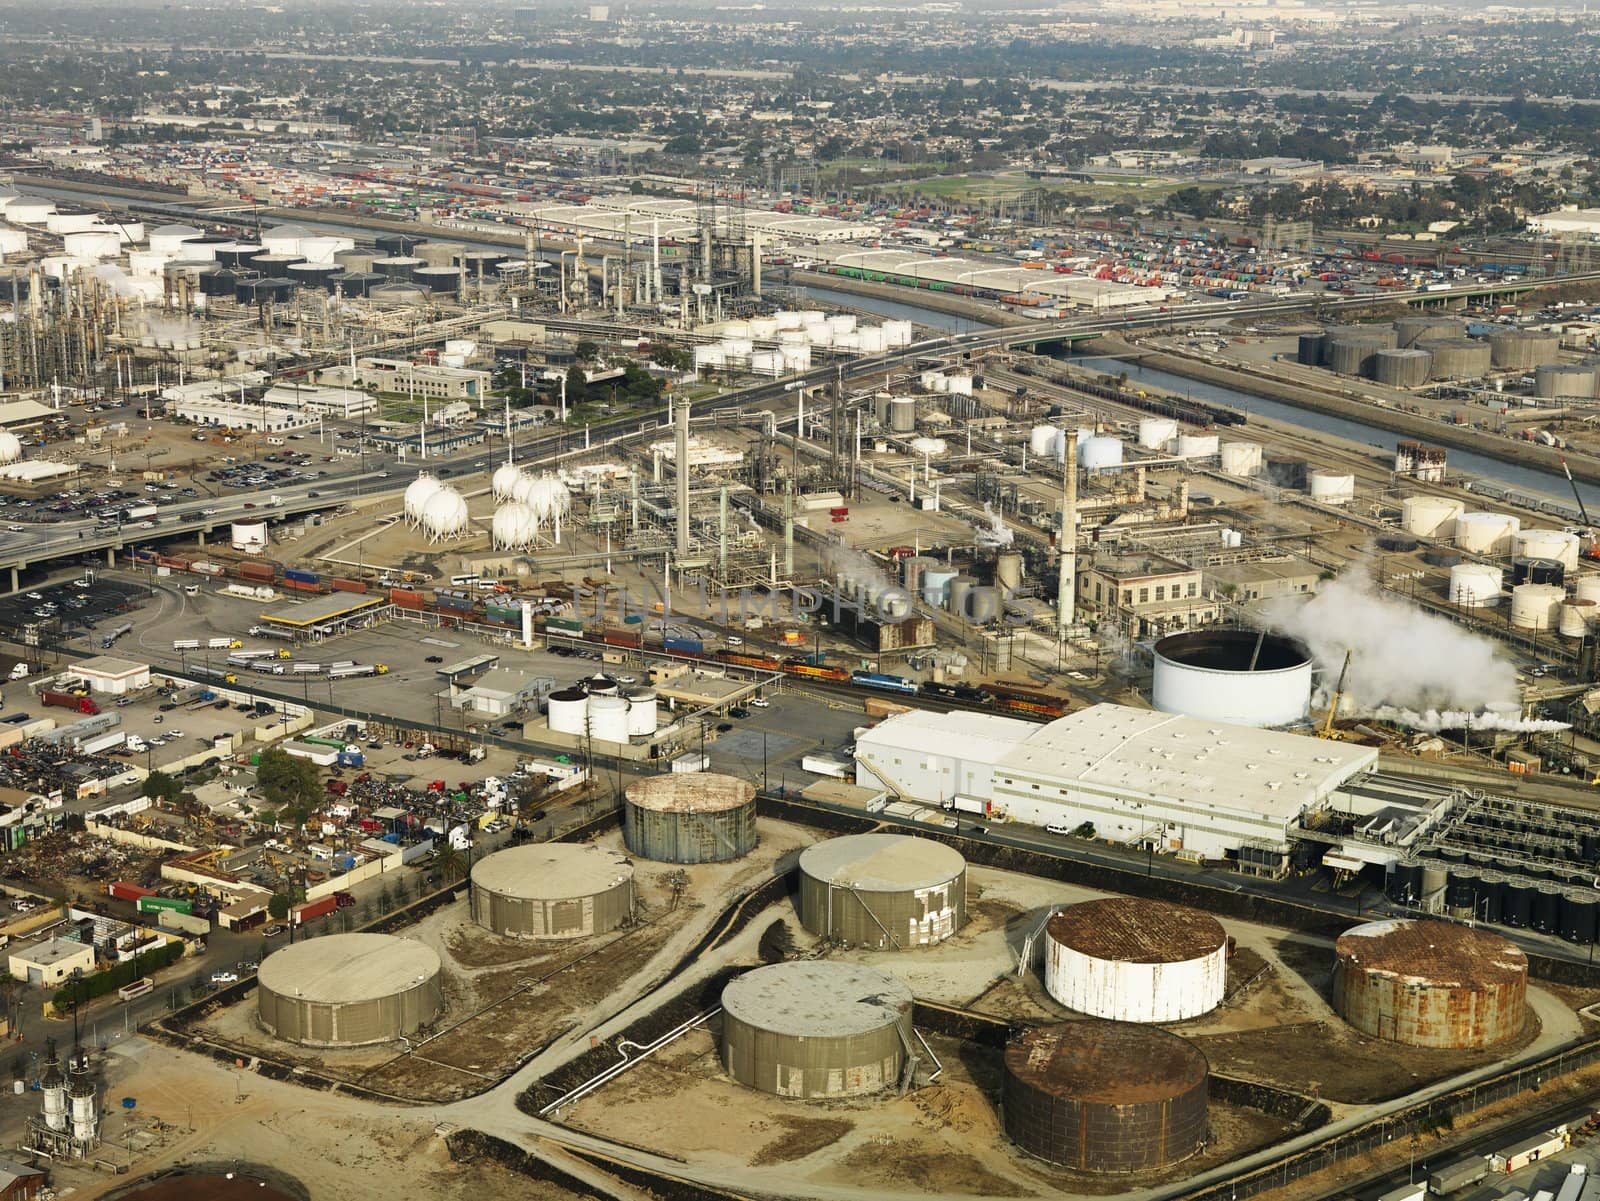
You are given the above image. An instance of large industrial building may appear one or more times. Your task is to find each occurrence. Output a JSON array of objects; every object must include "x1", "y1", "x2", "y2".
[
  {"x1": 797, "y1": 833, "x2": 966, "y2": 949},
  {"x1": 470, "y1": 843, "x2": 634, "y2": 940},
  {"x1": 854, "y1": 703, "x2": 1377, "y2": 860},
  {"x1": 1001, "y1": 1022, "x2": 1210, "y2": 1172},
  {"x1": 720, "y1": 962, "x2": 914, "y2": 1099},
  {"x1": 257, "y1": 933, "x2": 444, "y2": 1047}
]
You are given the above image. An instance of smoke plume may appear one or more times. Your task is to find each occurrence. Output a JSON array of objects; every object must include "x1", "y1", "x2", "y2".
[
  {"x1": 1264, "y1": 567, "x2": 1566, "y2": 733},
  {"x1": 975, "y1": 501, "x2": 1014, "y2": 549}
]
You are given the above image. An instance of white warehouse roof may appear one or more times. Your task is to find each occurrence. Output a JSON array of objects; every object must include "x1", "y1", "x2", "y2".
[{"x1": 998, "y1": 705, "x2": 1376, "y2": 822}]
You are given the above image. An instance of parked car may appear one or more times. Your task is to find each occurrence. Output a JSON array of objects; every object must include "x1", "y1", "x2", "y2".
[
  {"x1": 262, "y1": 924, "x2": 286, "y2": 939},
  {"x1": 210, "y1": 971, "x2": 239, "y2": 985}
]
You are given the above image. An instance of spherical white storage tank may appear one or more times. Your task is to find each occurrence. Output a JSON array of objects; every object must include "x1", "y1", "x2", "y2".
[
  {"x1": 45, "y1": 212, "x2": 100, "y2": 235},
  {"x1": 1402, "y1": 495, "x2": 1465, "y2": 538},
  {"x1": 62, "y1": 230, "x2": 121, "y2": 259},
  {"x1": 1510, "y1": 583, "x2": 1565, "y2": 630},
  {"x1": 231, "y1": 521, "x2": 269, "y2": 554},
  {"x1": 0, "y1": 228, "x2": 26, "y2": 256},
  {"x1": 492, "y1": 462, "x2": 524, "y2": 501},
  {"x1": 1152, "y1": 630, "x2": 1313, "y2": 727},
  {"x1": 1576, "y1": 574, "x2": 1600, "y2": 604},
  {"x1": 1079, "y1": 436, "x2": 1123, "y2": 470},
  {"x1": 403, "y1": 474, "x2": 444, "y2": 525},
  {"x1": 1138, "y1": 418, "x2": 1178, "y2": 450},
  {"x1": 147, "y1": 223, "x2": 199, "y2": 253},
  {"x1": 1309, "y1": 471, "x2": 1355, "y2": 505},
  {"x1": 1455, "y1": 512, "x2": 1521, "y2": 555},
  {"x1": 491, "y1": 502, "x2": 537, "y2": 550},
  {"x1": 1449, "y1": 563, "x2": 1504, "y2": 607},
  {"x1": 420, "y1": 487, "x2": 469, "y2": 541},
  {"x1": 625, "y1": 689, "x2": 658, "y2": 737},
  {"x1": 1514, "y1": 529, "x2": 1581, "y2": 572},
  {"x1": 1561, "y1": 600, "x2": 1595, "y2": 638},
  {"x1": 587, "y1": 695, "x2": 630, "y2": 742},
  {"x1": 1045, "y1": 898, "x2": 1228, "y2": 1023},
  {"x1": 1029, "y1": 426, "x2": 1059, "y2": 456},
  {"x1": 0, "y1": 431, "x2": 20, "y2": 465},
  {"x1": 5, "y1": 199, "x2": 55, "y2": 225},
  {"x1": 546, "y1": 689, "x2": 588, "y2": 735},
  {"x1": 1219, "y1": 441, "x2": 1262, "y2": 477},
  {"x1": 1176, "y1": 433, "x2": 1219, "y2": 459}
]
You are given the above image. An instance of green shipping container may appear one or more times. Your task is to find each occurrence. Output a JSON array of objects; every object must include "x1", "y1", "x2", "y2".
[
  {"x1": 546, "y1": 617, "x2": 585, "y2": 634},
  {"x1": 138, "y1": 896, "x2": 193, "y2": 916}
]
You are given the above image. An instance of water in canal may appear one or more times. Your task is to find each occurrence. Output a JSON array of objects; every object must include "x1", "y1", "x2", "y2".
[{"x1": 1067, "y1": 353, "x2": 1600, "y2": 511}]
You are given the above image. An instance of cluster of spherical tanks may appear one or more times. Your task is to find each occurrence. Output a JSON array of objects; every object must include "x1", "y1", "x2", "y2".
[
  {"x1": 401, "y1": 473, "x2": 470, "y2": 542},
  {"x1": 490, "y1": 464, "x2": 572, "y2": 551}
]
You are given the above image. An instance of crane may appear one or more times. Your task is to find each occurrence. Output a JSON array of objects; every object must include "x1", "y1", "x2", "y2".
[
  {"x1": 1320, "y1": 650, "x2": 1353, "y2": 740},
  {"x1": 1559, "y1": 458, "x2": 1600, "y2": 561}
]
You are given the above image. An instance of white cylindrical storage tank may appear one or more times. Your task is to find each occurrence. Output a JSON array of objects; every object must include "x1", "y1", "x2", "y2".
[
  {"x1": 1176, "y1": 433, "x2": 1219, "y2": 459},
  {"x1": 625, "y1": 689, "x2": 658, "y2": 737},
  {"x1": 827, "y1": 314, "x2": 856, "y2": 335},
  {"x1": 546, "y1": 688, "x2": 588, "y2": 735},
  {"x1": 1510, "y1": 583, "x2": 1565, "y2": 630},
  {"x1": 1309, "y1": 471, "x2": 1355, "y2": 505},
  {"x1": 1079, "y1": 436, "x2": 1123, "y2": 470},
  {"x1": 1514, "y1": 529, "x2": 1581, "y2": 572},
  {"x1": 587, "y1": 695, "x2": 630, "y2": 742},
  {"x1": 128, "y1": 249, "x2": 170, "y2": 278},
  {"x1": 113, "y1": 221, "x2": 145, "y2": 244},
  {"x1": 1402, "y1": 496, "x2": 1465, "y2": 538},
  {"x1": 1448, "y1": 563, "x2": 1503, "y2": 607},
  {"x1": 888, "y1": 396, "x2": 917, "y2": 433},
  {"x1": 921, "y1": 567, "x2": 957, "y2": 606},
  {"x1": 947, "y1": 372, "x2": 974, "y2": 397},
  {"x1": 722, "y1": 336, "x2": 755, "y2": 357},
  {"x1": 1029, "y1": 425, "x2": 1059, "y2": 456},
  {"x1": 46, "y1": 212, "x2": 99, "y2": 235},
  {"x1": 0, "y1": 228, "x2": 27, "y2": 255},
  {"x1": 1575, "y1": 574, "x2": 1600, "y2": 604},
  {"x1": 883, "y1": 319, "x2": 914, "y2": 346},
  {"x1": 297, "y1": 235, "x2": 355, "y2": 264},
  {"x1": 439, "y1": 353, "x2": 467, "y2": 369},
  {"x1": 0, "y1": 431, "x2": 20, "y2": 465},
  {"x1": 62, "y1": 230, "x2": 121, "y2": 259},
  {"x1": 1045, "y1": 898, "x2": 1228, "y2": 1023},
  {"x1": 5, "y1": 198, "x2": 55, "y2": 225},
  {"x1": 1152, "y1": 630, "x2": 1313, "y2": 727},
  {"x1": 780, "y1": 345, "x2": 810, "y2": 372},
  {"x1": 748, "y1": 317, "x2": 779, "y2": 338},
  {"x1": 1219, "y1": 441, "x2": 1262, "y2": 477},
  {"x1": 1455, "y1": 512, "x2": 1521, "y2": 555},
  {"x1": 147, "y1": 223, "x2": 200, "y2": 253},
  {"x1": 1561, "y1": 599, "x2": 1595, "y2": 638},
  {"x1": 262, "y1": 224, "x2": 311, "y2": 257},
  {"x1": 231, "y1": 521, "x2": 269, "y2": 554},
  {"x1": 693, "y1": 345, "x2": 725, "y2": 369},
  {"x1": 856, "y1": 325, "x2": 887, "y2": 353},
  {"x1": 444, "y1": 338, "x2": 477, "y2": 357},
  {"x1": 1138, "y1": 417, "x2": 1178, "y2": 450},
  {"x1": 40, "y1": 255, "x2": 95, "y2": 281},
  {"x1": 774, "y1": 310, "x2": 802, "y2": 330}
]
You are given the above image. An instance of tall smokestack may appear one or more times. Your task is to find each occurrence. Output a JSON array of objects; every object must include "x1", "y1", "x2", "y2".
[
  {"x1": 675, "y1": 401, "x2": 691, "y2": 557},
  {"x1": 652, "y1": 217, "x2": 662, "y2": 303},
  {"x1": 1058, "y1": 430, "x2": 1077, "y2": 641},
  {"x1": 751, "y1": 230, "x2": 762, "y2": 297}
]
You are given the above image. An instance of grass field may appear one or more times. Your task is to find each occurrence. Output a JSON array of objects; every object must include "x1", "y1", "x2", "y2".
[{"x1": 905, "y1": 171, "x2": 1221, "y2": 206}]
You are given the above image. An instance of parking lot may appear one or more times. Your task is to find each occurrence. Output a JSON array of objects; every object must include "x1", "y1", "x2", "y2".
[{"x1": 0, "y1": 574, "x2": 150, "y2": 640}]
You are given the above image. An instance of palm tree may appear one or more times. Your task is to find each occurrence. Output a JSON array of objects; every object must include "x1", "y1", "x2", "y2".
[{"x1": 435, "y1": 842, "x2": 466, "y2": 886}]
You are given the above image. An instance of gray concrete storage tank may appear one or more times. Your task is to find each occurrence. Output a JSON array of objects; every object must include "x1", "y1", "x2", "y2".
[
  {"x1": 470, "y1": 843, "x2": 634, "y2": 940},
  {"x1": 1327, "y1": 336, "x2": 1389, "y2": 377},
  {"x1": 1536, "y1": 363, "x2": 1598, "y2": 400},
  {"x1": 720, "y1": 962, "x2": 914, "y2": 1098},
  {"x1": 1372, "y1": 348, "x2": 1433, "y2": 388},
  {"x1": 798, "y1": 833, "x2": 966, "y2": 949},
  {"x1": 1486, "y1": 328, "x2": 1561, "y2": 371},
  {"x1": 1418, "y1": 337, "x2": 1492, "y2": 380},
  {"x1": 413, "y1": 266, "x2": 461, "y2": 294},
  {"x1": 1319, "y1": 324, "x2": 1396, "y2": 364},
  {"x1": 1296, "y1": 331, "x2": 1326, "y2": 366},
  {"x1": 623, "y1": 772, "x2": 758, "y2": 863},
  {"x1": 256, "y1": 933, "x2": 443, "y2": 1047},
  {"x1": 1396, "y1": 315, "x2": 1464, "y2": 348},
  {"x1": 1001, "y1": 1022, "x2": 1209, "y2": 1173},
  {"x1": 416, "y1": 240, "x2": 467, "y2": 267}
]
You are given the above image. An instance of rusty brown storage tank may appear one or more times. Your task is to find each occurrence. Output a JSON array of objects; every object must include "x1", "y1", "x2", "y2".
[
  {"x1": 1332, "y1": 918, "x2": 1527, "y2": 1048},
  {"x1": 470, "y1": 843, "x2": 634, "y2": 940},
  {"x1": 720, "y1": 961, "x2": 914, "y2": 1098},
  {"x1": 1002, "y1": 1022, "x2": 1209, "y2": 1172},
  {"x1": 798, "y1": 832, "x2": 967, "y2": 949},
  {"x1": 1045, "y1": 898, "x2": 1228, "y2": 1022},
  {"x1": 623, "y1": 772, "x2": 757, "y2": 863},
  {"x1": 256, "y1": 933, "x2": 443, "y2": 1047}
]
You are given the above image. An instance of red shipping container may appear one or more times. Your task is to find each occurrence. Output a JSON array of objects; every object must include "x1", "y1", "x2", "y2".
[
  {"x1": 108, "y1": 881, "x2": 156, "y2": 903},
  {"x1": 389, "y1": 588, "x2": 426, "y2": 610},
  {"x1": 330, "y1": 578, "x2": 368, "y2": 594},
  {"x1": 238, "y1": 562, "x2": 275, "y2": 583},
  {"x1": 283, "y1": 578, "x2": 320, "y2": 593},
  {"x1": 291, "y1": 895, "x2": 339, "y2": 925}
]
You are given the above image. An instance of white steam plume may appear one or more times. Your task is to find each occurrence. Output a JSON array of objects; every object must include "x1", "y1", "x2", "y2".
[
  {"x1": 975, "y1": 501, "x2": 1014, "y2": 549},
  {"x1": 1264, "y1": 567, "x2": 1566, "y2": 733}
]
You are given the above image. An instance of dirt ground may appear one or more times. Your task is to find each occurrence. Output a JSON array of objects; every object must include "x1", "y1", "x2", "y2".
[
  {"x1": 559, "y1": 1024, "x2": 1296, "y2": 1197},
  {"x1": 186, "y1": 818, "x2": 819, "y2": 1103}
]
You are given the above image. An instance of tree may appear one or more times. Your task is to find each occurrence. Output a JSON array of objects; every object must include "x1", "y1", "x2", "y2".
[
  {"x1": 650, "y1": 344, "x2": 691, "y2": 372},
  {"x1": 573, "y1": 339, "x2": 599, "y2": 363},
  {"x1": 255, "y1": 749, "x2": 322, "y2": 829},
  {"x1": 435, "y1": 842, "x2": 466, "y2": 885},
  {"x1": 564, "y1": 364, "x2": 589, "y2": 408},
  {"x1": 268, "y1": 893, "x2": 290, "y2": 920},
  {"x1": 143, "y1": 770, "x2": 183, "y2": 805}
]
